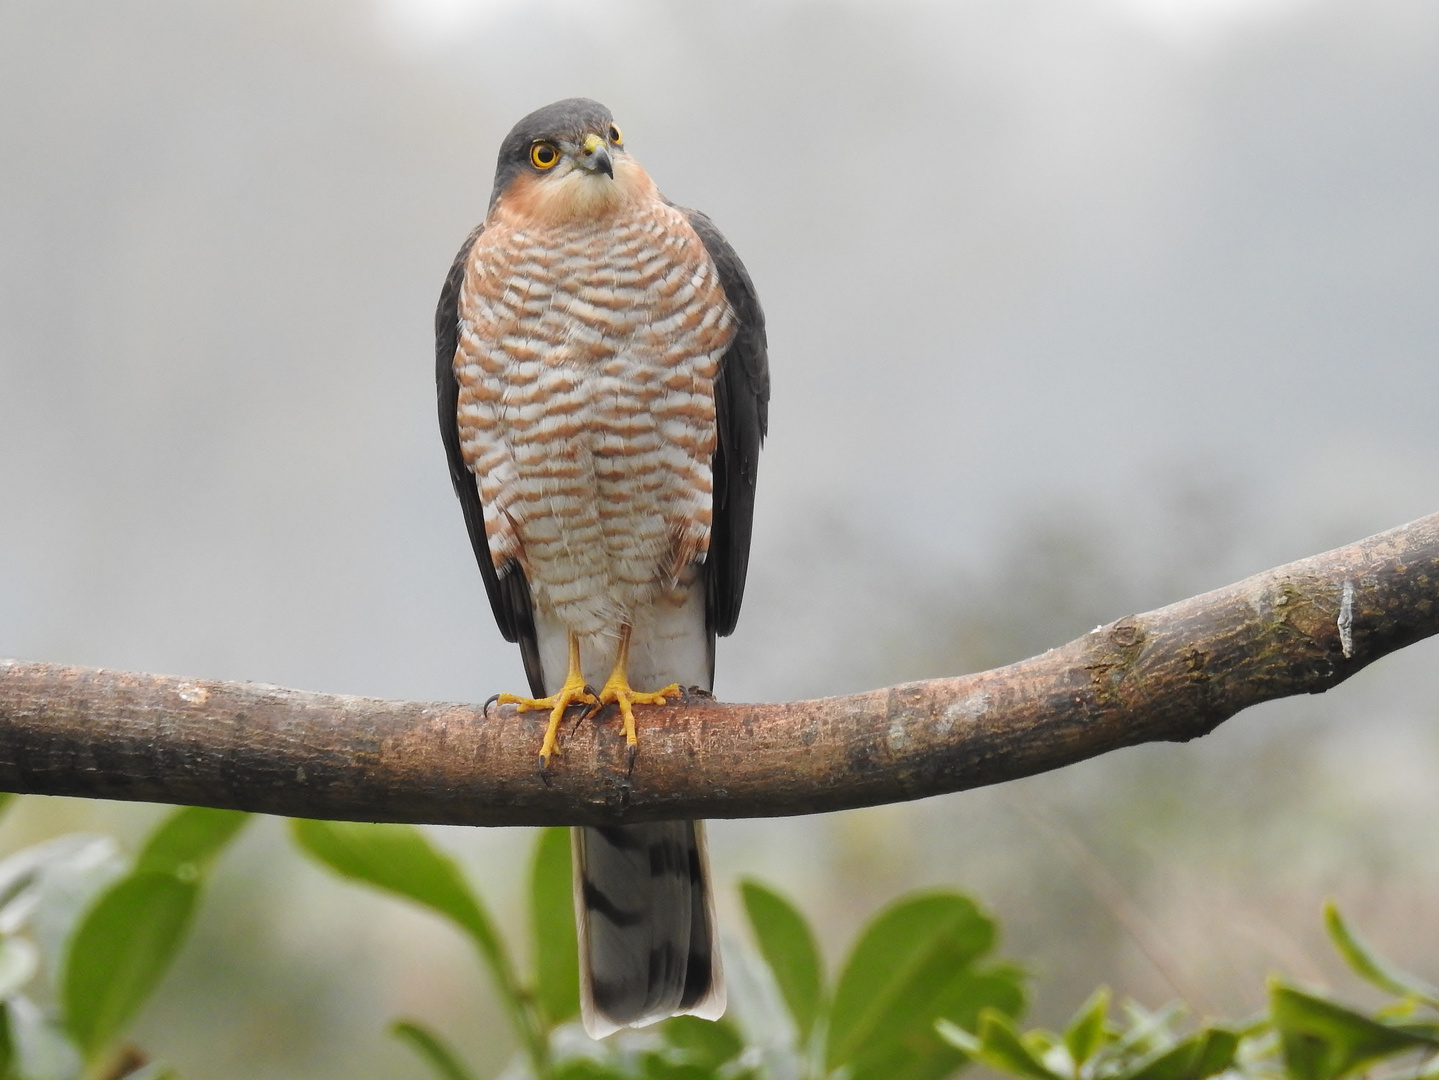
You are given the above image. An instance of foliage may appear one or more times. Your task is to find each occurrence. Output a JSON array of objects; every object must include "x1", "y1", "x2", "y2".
[
  {"x1": 291, "y1": 821, "x2": 1026, "y2": 1080},
  {"x1": 0, "y1": 802, "x2": 249, "y2": 1079},
  {"x1": 938, "y1": 903, "x2": 1439, "y2": 1080},
  {"x1": 290, "y1": 824, "x2": 1439, "y2": 1080},
  {"x1": 0, "y1": 803, "x2": 1432, "y2": 1080}
]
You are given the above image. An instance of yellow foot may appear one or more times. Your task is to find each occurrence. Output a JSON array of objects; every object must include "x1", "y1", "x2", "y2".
[
  {"x1": 496, "y1": 677, "x2": 598, "y2": 769},
  {"x1": 597, "y1": 676, "x2": 681, "y2": 757}
]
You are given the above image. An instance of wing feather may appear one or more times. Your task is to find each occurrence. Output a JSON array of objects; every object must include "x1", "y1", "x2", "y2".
[
  {"x1": 435, "y1": 227, "x2": 545, "y2": 695},
  {"x1": 677, "y1": 207, "x2": 771, "y2": 638}
]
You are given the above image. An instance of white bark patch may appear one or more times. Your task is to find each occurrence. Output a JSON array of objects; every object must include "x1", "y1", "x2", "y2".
[
  {"x1": 1338, "y1": 579, "x2": 1355, "y2": 659},
  {"x1": 175, "y1": 683, "x2": 209, "y2": 705},
  {"x1": 939, "y1": 691, "x2": 991, "y2": 735},
  {"x1": 888, "y1": 716, "x2": 908, "y2": 752}
]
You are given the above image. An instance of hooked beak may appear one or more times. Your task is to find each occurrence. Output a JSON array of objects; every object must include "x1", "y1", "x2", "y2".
[{"x1": 578, "y1": 132, "x2": 614, "y2": 178}]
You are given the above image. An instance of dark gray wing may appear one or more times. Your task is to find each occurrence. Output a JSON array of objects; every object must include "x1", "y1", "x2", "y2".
[
  {"x1": 436, "y1": 227, "x2": 545, "y2": 695},
  {"x1": 679, "y1": 207, "x2": 770, "y2": 638}
]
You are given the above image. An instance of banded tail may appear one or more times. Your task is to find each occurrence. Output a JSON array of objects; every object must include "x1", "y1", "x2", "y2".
[{"x1": 573, "y1": 821, "x2": 725, "y2": 1038}]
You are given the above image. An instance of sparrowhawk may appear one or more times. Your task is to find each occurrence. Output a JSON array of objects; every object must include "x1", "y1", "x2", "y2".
[{"x1": 436, "y1": 98, "x2": 770, "y2": 1039}]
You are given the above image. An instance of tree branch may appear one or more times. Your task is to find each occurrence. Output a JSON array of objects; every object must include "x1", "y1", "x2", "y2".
[{"x1": 2, "y1": 513, "x2": 1437, "y2": 826}]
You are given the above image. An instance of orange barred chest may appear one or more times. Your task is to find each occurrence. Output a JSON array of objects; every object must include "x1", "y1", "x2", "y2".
[{"x1": 452, "y1": 200, "x2": 735, "y2": 634}]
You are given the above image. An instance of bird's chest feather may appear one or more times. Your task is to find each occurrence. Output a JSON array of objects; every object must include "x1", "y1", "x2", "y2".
[{"x1": 453, "y1": 201, "x2": 733, "y2": 627}]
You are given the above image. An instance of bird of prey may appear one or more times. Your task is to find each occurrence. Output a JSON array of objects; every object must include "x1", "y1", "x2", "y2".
[{"x1": 435, "y1": 98, "x2": 769, "y2": 1038}]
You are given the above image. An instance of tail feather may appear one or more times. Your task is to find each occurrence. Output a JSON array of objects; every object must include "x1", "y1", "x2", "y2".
[{"x1": 573, "y1": 821, "x2": 724, "y2": 1038}]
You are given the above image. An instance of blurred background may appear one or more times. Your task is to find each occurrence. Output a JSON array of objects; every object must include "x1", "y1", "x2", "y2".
[{"x1": 2, "y1": 0, "x2": 1438, "y2": 1075}]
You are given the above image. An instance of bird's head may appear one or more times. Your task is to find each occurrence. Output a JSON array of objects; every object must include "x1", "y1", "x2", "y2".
[{"x1": 488, "y1": 98, "x2": 652, "y2": 225}]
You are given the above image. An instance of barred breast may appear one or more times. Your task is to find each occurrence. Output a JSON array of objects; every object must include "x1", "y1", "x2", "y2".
[{"x1": 452, "y1": 198, "x2": 735, "y2": 642}]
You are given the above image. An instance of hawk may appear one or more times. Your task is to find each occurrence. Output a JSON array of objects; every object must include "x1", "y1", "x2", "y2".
[{"x1": 435, "y1": 98, "x2": 769, "y2": 1038}]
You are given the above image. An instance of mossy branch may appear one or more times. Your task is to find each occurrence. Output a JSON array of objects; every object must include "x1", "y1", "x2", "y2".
[{"x1": 2, "y1": 513, "x2": 1437, "y2": 826}]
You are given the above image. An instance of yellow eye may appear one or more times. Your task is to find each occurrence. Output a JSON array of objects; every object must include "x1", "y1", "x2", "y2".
[
  {"x1": 607, "y1": 123, "x2": 622, "y2": 145},
  {"x1": 530, "y1": 142, "x2": 560, "y2": 169}
]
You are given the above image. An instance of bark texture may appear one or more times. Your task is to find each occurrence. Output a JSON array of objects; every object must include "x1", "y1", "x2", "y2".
[{"x1": 2, "y1": 513, "x2": 1436, "y2": 826}]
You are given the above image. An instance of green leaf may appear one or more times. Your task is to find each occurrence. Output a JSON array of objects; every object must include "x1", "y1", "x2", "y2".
[
  {"x1": 1064, "y1": 987, "x2": 1111, "y2": 1068},
  {"x1": 136, "y1": 808, "x2": 250, "y2": 880},
  {"x1": 551, "y1": 1061, "x2": 633, "y2": 1080},
  {"x1": 391, "y1": 1020, "x2": 479, "y2": 1080},
  {"x1": 290, "y1": 820, "x2": 484, "y2": 937},
  {"x1": 662, "y1": 1014, "x2": 744, "y2": 1069},
  {"x1": 531, "y1": 827, "x2": 579, "y2": 1027},
  {"x1": 1189, "y1": 1028, "x2": 1241, "y2": 1079},
  {"x1": 61, "y1": 872, "x2": 198, "y2": 1059},
  {"x1": 935, "y1": 1019, "x2": 982, "y2": 1055},
  {"x1": 740, "y1": 880, "x2": 825, "y2": 1043},
  {"x1": 848, "y1": 962, "x2": 1026, "y2": 1080},
  {"x1": 1324, "y1": 904, "x2": 1439, "y2": 1008},
  {"x1": 1271, "y1": 982, "x2": 1439, "y2": 1080},
  {"x1": 639, "y1": 1052, "x2": 718, "y2": 1080},
  {"x1": 0, "y1": 1003, "x2": 12, "y2": 1080},
  {"x1": 869, "y1": 962, "x2": 1025, "y2": 1080},
  {"x1": 972, "y1": 1008, "x2": 1067, "y2": 1080},
  {"x1": 290, "y1": 820, "x2": 517, "y2": 995},
  {"x1": 290, "y1": 818, "x2": 538, "y2": 1057},
  {"x1": 1115, "y1": 1028, "x2": 1239, "y2": 1080},
  {"x1": 827, "y1": 893, "x2": 993, "y2": 1068},
  {"x1": 827, "y1": 892, "x2": 1022, "y2": 1080}
]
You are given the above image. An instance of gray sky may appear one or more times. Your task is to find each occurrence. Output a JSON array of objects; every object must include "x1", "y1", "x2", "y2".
[{"x1": 3, "y1": 0, "x2": 1437, "y2": 703}]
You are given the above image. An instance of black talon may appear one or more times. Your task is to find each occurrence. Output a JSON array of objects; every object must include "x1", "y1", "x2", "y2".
[
  {"x1": 570, "y1": 687, "x2": 599, "y2": 722},
  {"x1": 537, "y1": 754, "x2": 553, "y2": 785},
  {"x1": 626, "y1": 742, "x2": 637, "y2": 774},
  {"x1": 482, "y1": 693, "x2": 502, "y2": 716},
  {"x1": 567, "y1": 707, "x2": 588, "y2": 737}
]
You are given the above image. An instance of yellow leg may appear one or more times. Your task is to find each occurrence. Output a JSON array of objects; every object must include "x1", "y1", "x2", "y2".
[
  {"x1": 597, "y1": 625, "x2": 680, "y2": 758},
  {"x1": 495, "y1": 634, "x2": 597, "y2": 768}
]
